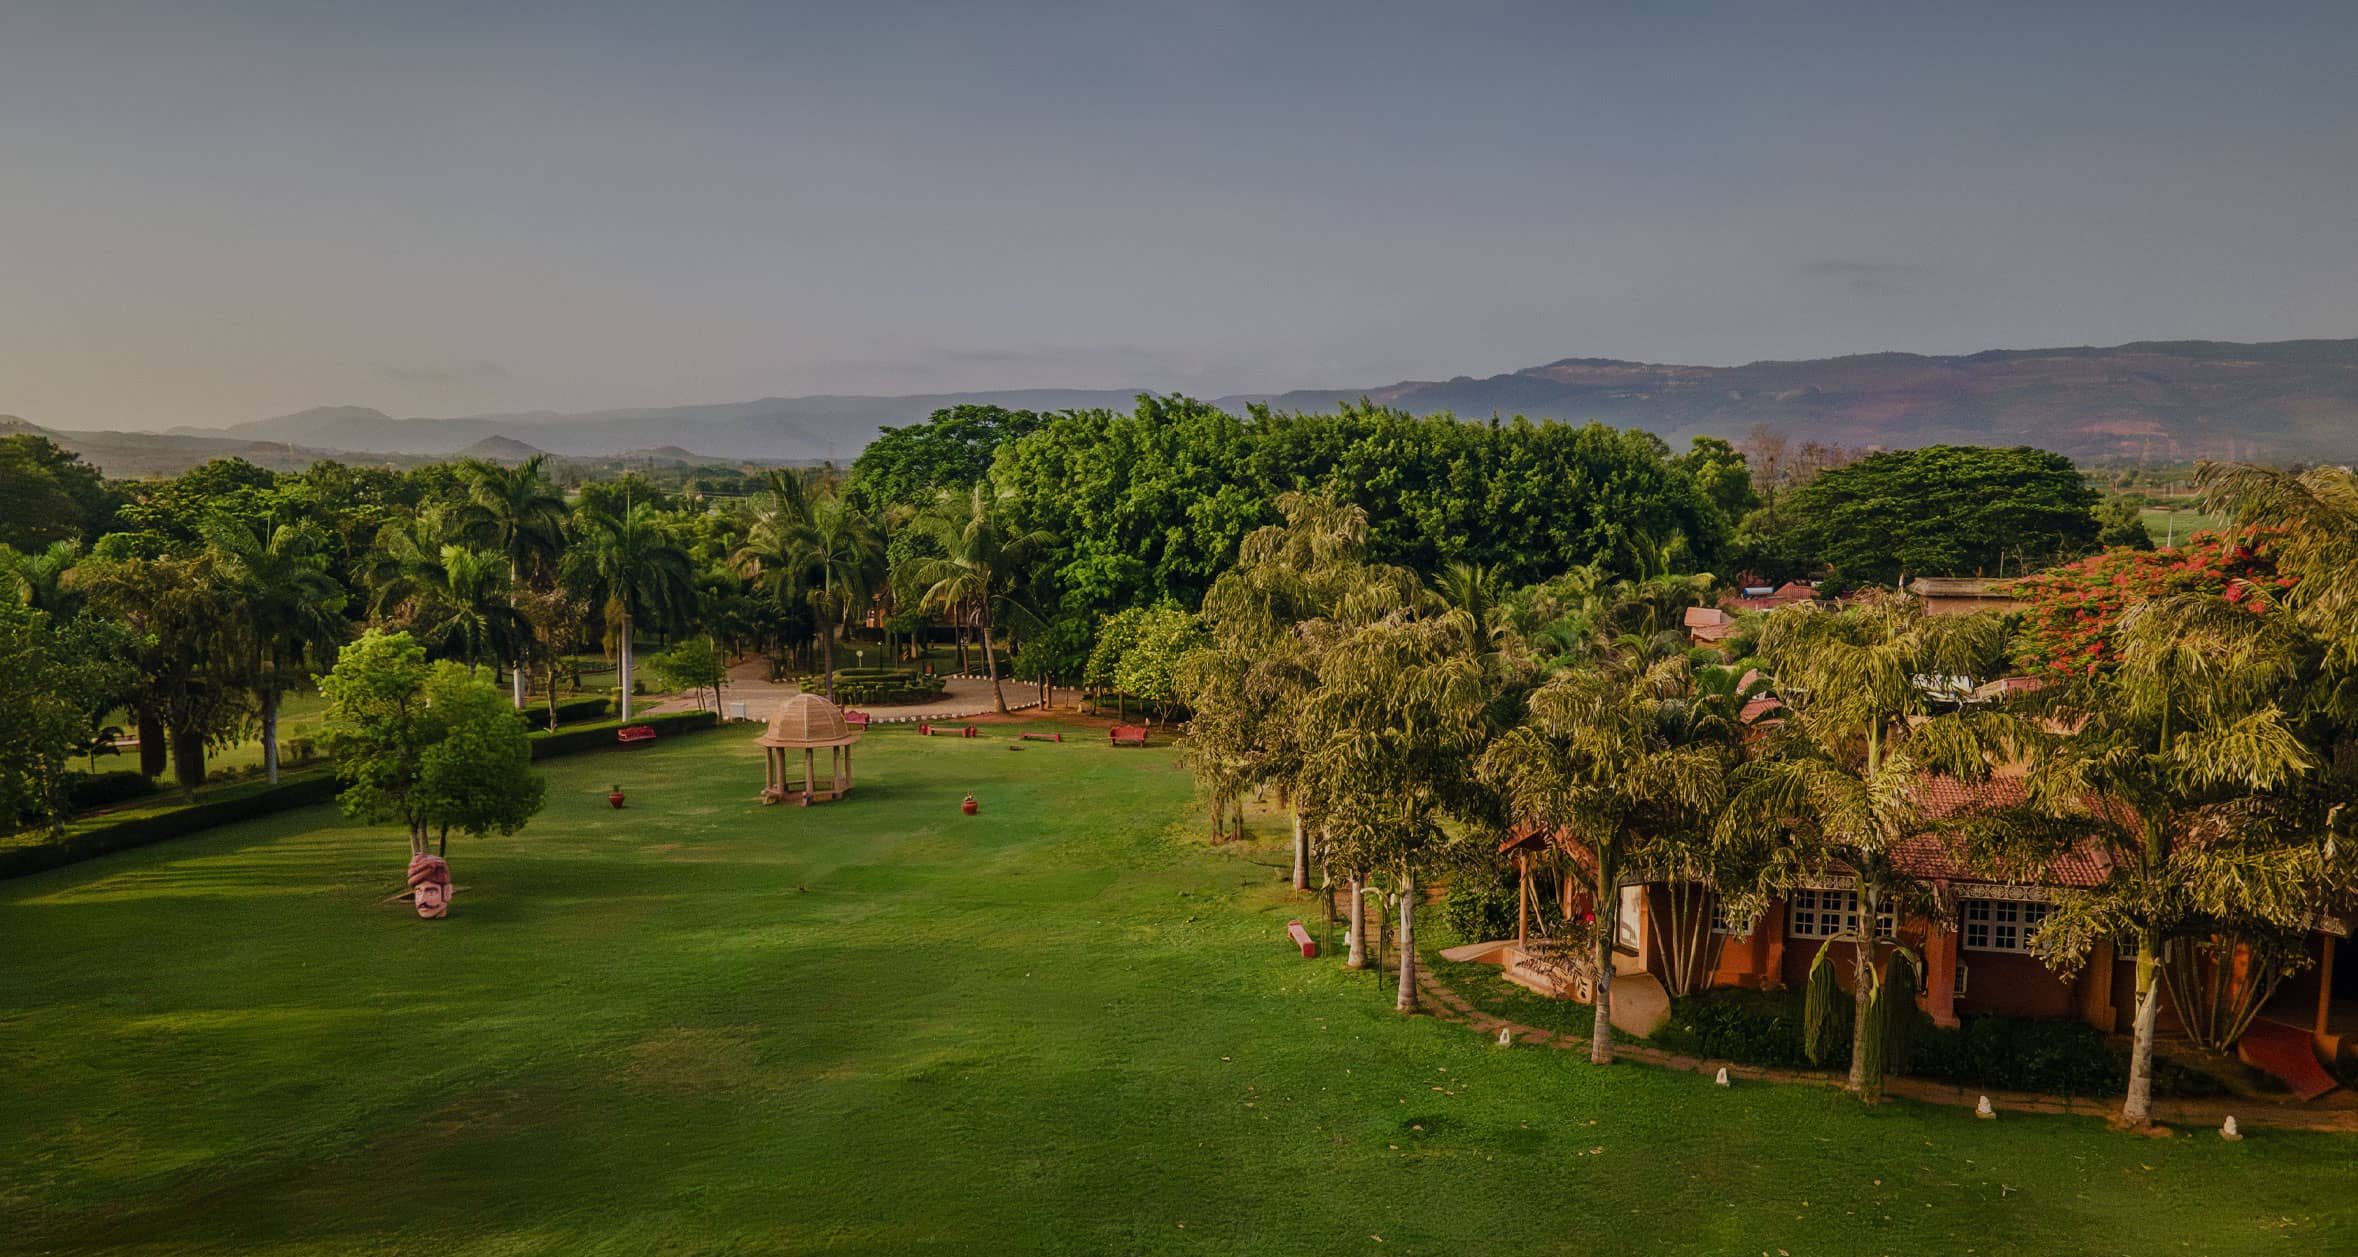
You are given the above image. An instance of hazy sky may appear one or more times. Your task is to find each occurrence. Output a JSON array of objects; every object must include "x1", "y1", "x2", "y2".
[{"x1": 4, "y1": 1, "x2": 2355, "y2": 429}]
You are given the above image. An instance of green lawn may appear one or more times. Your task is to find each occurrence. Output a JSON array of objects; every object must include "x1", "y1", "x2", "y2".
[{"x1": 4, "y1": 727, "x2": 2354, "y2": 1254}]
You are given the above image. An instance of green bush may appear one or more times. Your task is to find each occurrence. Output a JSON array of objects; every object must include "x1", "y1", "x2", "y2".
[
  {"x1": 64, "y1": 770, "x2": 160, "y2": 812},
  {"x1": 1656, "y1": 988, "x2": 1838, "y2": 1070},
  {"x1": 528, "y1": 710, "x2": 719, "y2": 759},
  {"x1": 550, "y1": 695, "x2": 612, "y2": 724},
  {"x1": 1440, "y1": 875, "x2": 1517, "y2": 943},
  {"x1": 1911, "y1": 1015, "x2": 2124, "y2": 1097},
  {"x1": 1, "y1": 771, "x2": 341, "y2": 879},
  {"x1": 1654, "y1": 987, "x2": 2191, "y2": 1098},
  {"x1": 810, "y1": 667, "x2": 949, "y2": 706}
]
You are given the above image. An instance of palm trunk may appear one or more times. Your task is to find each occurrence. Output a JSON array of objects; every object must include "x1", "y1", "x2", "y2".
[
  {"x1": 1592, "y1": 873, "x2": 1618, "y2": 1064},
  {"x1": 1847, "y1": 927, "x2": 1876, "y2": 1094},
  {"x1": 980, "y1": 610, "x2": 1007, "y2": 713},
  {"x1": 261, "y1": 689, "x2": 281, "y2": 785},
  {"x1": 2123, "y1": 933, "x2": 2162, "y2": 1125},
  {"x1": 1347, "y1": 878, "x2": 1368, "y2": 969},
  {"x1": 545, "y1": 657, "x2": 561, "y2": 731},
  {"x1": 512, "y1": 658, "x2": 527, "y2": 709},
  {"x1": 822, "y1": 622, "x2": 837, "y2": 701},
  {"x1": 619, "y1": 615, "x2": 635, "y2": 721},
  {"x1": 1290, "y1": 807, "x2": 1309, "y2": 892},
  {"x1": 1395, "y1": 870, "x2": 1419, "y2": 1013}
]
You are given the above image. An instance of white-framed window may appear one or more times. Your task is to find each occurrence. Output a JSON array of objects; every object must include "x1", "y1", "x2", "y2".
[
  {"x1": 1709, "y1": 898, "x2": 1749, "y2": 937},
  {"x1": 1960, "y1": 897, "x2": 2052, "y2": 953},
  {"x1": 1786, "y1": 887, "x2": 1894, "y2": 940}
]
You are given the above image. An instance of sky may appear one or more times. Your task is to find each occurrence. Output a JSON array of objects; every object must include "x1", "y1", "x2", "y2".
[{"x1": 3, "y1": 0, "x2": 2355, "y2": 430}]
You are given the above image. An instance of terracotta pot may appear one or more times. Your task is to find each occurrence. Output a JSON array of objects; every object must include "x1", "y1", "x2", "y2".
[
  {"x1": 961, "y1": 795, "x2": 979, "y2": 815},
  {"x1": 608, "y1": 791, "x2": 626, "y2": 809}
]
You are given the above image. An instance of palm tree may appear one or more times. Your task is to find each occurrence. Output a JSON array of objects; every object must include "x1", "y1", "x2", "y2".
[
  {"x1": 1300, "y1": 614, "x2": 1490, "y2": 1013},
  {"x1": 1718, "y1": 592, "x2": 2017, "y2": 1098},
  {"x1": 1, "y1": 540, "x2": 83, "y2": 619},
  {"x1": 795, "y1": 493, "x2": 885, "y2": 701},
  {"x1": 1479, "y1": 649, "x2": 1730, "y2": 1063},
  {"x1": 1965, "y1": 593, "x2": 2332, "y2": 1127},
  {"x1": 201, "y1": 518, "x2": 347, "y2": 783},
  {"x1": 458, "y1": 456, "x2": 569, "y2": 708},
  {"x1": 898, "y1": 484, "x2": 1053, "y2": 714},
  {"x1": 570, "y1": 502, "x2": 696, "y2": 720}
]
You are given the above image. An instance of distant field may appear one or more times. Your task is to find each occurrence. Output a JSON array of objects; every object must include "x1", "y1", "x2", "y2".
[{"x1": 2140, "y1": 503, "x2": 2226, "y2": 545}]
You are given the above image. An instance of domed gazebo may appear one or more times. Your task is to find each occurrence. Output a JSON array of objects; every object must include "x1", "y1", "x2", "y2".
[{"x1": 756, "y1": 693, "x2": 865, "y2": 805}]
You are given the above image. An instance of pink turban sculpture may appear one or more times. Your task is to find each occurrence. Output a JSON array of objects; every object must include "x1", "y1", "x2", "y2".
[{"x1": 407, "y1": 853, "x2": 453, "y2": 919}]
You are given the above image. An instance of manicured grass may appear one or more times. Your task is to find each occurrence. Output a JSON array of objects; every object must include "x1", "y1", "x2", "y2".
[{"x1": 5, "y1": 727, "x2": 2355, "y2": 1254}]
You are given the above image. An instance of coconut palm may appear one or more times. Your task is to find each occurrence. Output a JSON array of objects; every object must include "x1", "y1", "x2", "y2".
[
  {"x1": 1479, "y1": 649, "x2": 1731, "y2": 1063},
  {"x1": 569, "y1": 502, "x2": 696, "y2": 721},
  {"x1": 201, "y1": 518, "x2": 347, "y2": 783},
  {"x1": 796, "y1": 493, "x2": 885, "y2": 701},
  {"x1": 898, "y1": 483, "x2": 1054, "y2": 714},
  {"x1": 1718, "y1": 592, "x2": 2017, "y2": 1097},
  {"x1": 458, "y1": 455, "x2": 569, "y2": 708}
]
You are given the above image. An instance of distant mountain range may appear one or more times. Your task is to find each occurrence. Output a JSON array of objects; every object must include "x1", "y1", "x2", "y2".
[{"x1": 12, "y1": 338, "x2": 2358, "y2": 476}]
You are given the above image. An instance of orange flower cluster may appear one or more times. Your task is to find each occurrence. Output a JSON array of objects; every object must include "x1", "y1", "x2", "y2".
[{"x1": 2010, "y1": 532, "x2": 2282, "y2": 676}]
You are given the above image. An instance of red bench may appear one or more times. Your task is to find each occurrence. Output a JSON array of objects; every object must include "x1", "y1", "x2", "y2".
[
  {"x1": 843, "y1": 709, "x2": 872, "y2": 729},
  {"x1": 617, "y1": 725, "x2": 658, "y2": 746},
  {"x1": 1019, "y1": 732, "x2": 1063, "y2": 743},
  {"x1": 1286, "y1": 920, "x2": 1317, "y2": 958},
  {"x1": 1109, "y1": 725, "x2": 1149, "y2": 747}
]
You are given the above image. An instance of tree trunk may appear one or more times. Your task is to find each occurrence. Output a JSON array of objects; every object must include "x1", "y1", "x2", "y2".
[
  {"x1": 1592, "y1": 878, "x2": 1618, "y2": 1064},
  {"x1": 137, "y1": 709, "x2": 166, "y2": 778},
  {"x1": 261, "y1": 689, "x2": 281, "y2": 785},
  {"x1": 1395, "y1": 871, "x2": 1419, "y2": 1013},
  {"x1": 1347, "y1": 878, "x2": 1368, "y2": 969},
  {"x1": 1847, "y1": 928, "x2": 1876, "y2": 1094},
  {"x1": 545, "y1": 657, "x2": 561, "y2": 731},
  {"x1": 980, "y1": 611, "x2": 1007, "y2": 713},
  {"x1": 822, "y1": 621, "x2": 837, "y2": 701},
  {"x1": 512, "y1": 658, "x2": 527, "y2": 709},
  {"x1": 2123, "y1": 934, "x2": 2162, "y2": 1126},
  {"x1": 1290, "y1": 808, "x2": 1309, "y2": 892},
  {"x1": 170, "y1": 724, "x2": 206, "y2": 800},
  {"x1": 619, "y1": 616, "x2": 635, "y2": 721},
  {"x1": 410, "y1": 822, "x2": 429, "y2": 859}
]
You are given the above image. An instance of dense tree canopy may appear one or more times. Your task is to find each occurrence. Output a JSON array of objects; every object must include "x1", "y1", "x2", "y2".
[{"x1": 1776, "y1": 445, "x2": 2100, "y2": 583}]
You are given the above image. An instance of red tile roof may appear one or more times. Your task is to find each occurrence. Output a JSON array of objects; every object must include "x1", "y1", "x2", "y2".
[{"x1": 1902, "y1": 775, "x2": 2115, "y2": 887}]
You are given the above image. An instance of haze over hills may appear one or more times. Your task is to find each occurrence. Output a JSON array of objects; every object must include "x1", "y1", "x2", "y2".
[{"x1": 17, "y1": 338, "x2": 2358, "y2": 475}]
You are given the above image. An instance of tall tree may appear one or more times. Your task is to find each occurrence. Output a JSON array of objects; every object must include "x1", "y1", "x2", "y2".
[
  {"x1": 1782, "y1": 445, "x2": 2101, "y2": 583},
  {"x1": 202, "y1": 518, "x2": 348, "y2": 783},
  {"x1": 898, "y1": 484, "x2": 1054, "y2": 714},
  {"x1": 1300, "y1": 614, "x2": 1490, "y2": 1012},
  {"x1": 569, "y1": 502, "x2": 696, "y2": 721},
  {"x1": 1479, "y1": 648, "x2": 1730, "y2": 1063},
  {"x1": 458, "y1": 455, "x2": 569, "y2": 708},
  {"x1": 1967, "y1": 592, "x2": 2340, "y2": 1127},
  {"x1": 1719, "y1": 593, "x2": 2016, "y2": 1098}
]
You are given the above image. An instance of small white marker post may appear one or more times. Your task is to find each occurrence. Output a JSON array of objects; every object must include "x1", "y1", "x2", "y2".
[
  {"x1": 1975, "y1": 1095, "x2": 1996, "y2": 1120},
  {"x1": 2221, "y1": 1115, "x2": 2242, "y2": 1141},
  {"x1": 1496, "y1": 1027, "x2": 1513, "y2": 1047},
  {"x1": 1714, "y1": 1067, "x2": 1730, "y2": 1087}
]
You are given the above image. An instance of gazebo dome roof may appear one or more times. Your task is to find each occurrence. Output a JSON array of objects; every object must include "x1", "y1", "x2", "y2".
[{"x1": 755, "y1": 693, "x2": 864, "y2": 749}]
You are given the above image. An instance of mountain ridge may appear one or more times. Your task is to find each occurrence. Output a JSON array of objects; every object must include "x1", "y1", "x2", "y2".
[{"x1": 37, "y1": 336, "x2": 2358, "y2": 468}]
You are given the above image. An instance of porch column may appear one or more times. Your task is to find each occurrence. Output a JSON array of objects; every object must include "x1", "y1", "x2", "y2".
[
  {"x1": 2080, "y1": 939, "x2": 2117, "y2": 1031},
  {"x1": 1925, "y1": 920, "x2": 1961, "y2": 1029},
  {"x1": 1760, "y1": 901, "x2": 1788, "y2": 990},
  {"x1": 1515, "y1": 852, "x2": 1529, "y2": 952},
  {"x1": 2317, "y1": 934, "x2": 2337, "y2": 1038}
]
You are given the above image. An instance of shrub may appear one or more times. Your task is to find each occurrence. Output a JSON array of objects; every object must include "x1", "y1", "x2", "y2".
[
  {"x1": 550, "y1": 695, "x2": 612, "y2": 724},
  {"x1": 1911, "y1": 1015, "x2": 2124, "y2": 1097},
  {"x1": 527, "y1": 710, "x2": 719, "y2": 759},
  {"x1": 64, "y1": 770, "x2": 160, "y2": 813},
  {"x1": 1440, "y1": 874, "x2": 1517, "y2": 943},
  {"x1": 1656, "y1": 988, "x2": 1838, "y2": 1070}
]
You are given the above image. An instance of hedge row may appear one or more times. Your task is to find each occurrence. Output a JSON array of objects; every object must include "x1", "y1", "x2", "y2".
[{"x1": 0, "y1": 709, "x2": 723, "y2": 880}]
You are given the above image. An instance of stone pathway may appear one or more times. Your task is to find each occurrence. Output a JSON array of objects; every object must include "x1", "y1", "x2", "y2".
[
  {"x1": 1411, "y1": 959, "x2": 2358, "y2": 1133},
  {"x1": 645, "y1": 656, "x2": 1080, "y2": 723}
]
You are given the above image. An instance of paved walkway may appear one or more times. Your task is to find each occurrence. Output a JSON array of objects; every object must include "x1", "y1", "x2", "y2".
[
  {"x1": 1411, "y1": 958, "x2": 2358, "y2": 1133},
  {"x1": 646, "y1": 657, "x2": 1080, "y2": 723}
]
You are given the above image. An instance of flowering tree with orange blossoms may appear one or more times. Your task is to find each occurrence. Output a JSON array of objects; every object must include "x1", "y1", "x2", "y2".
[{"x1": 2010, "y1": 532, "x2": 2283, "y2": 677}]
